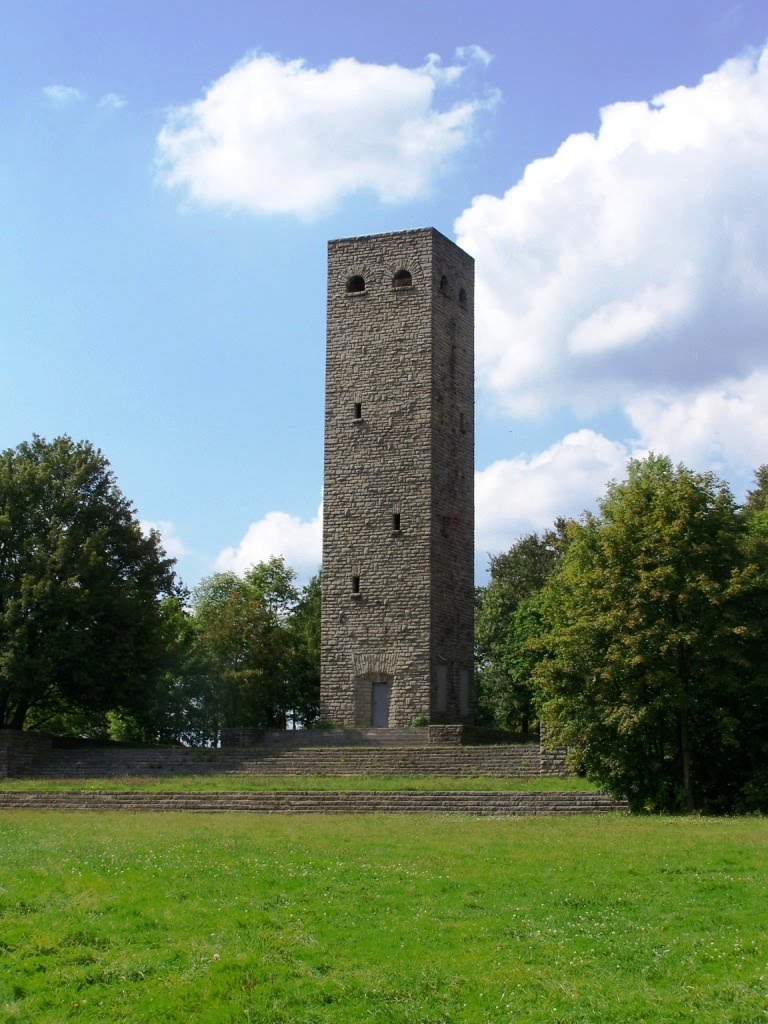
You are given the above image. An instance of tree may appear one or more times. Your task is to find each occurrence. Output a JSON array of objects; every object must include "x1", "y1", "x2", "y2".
[
  {"x1": 0, "y1": 435, "x2": 177, "y2": 730},
  {"x1": 534, "y1": 454, "x2": 768, "y2": 812},
  {"x1": 734, "y1": 466, "x2": 768, "y2": 809},
  {"x1": 106, "y1": 597, "x2": 218, "y2": 746},
  {"x1": 193, "y1": 557, "x2": 306, "y2": 733},
  {"x1": 475, "y1": 527, "x2": 564, "y2": 733},
  {"x1": 285, "y1": 572, "x2": 321, "y2": 727}
]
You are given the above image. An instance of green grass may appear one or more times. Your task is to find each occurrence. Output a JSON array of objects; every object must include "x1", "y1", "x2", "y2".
[
  {"x1": 0, "y1": 774, "x2": 596, "y2": 793},
  {"x1": 0, "y1": 813, "x2": 766, "y2": 1023}
]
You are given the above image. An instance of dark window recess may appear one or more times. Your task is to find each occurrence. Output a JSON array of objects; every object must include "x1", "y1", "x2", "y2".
[
  {"x1": 346, "y1": 275, "x2": 365, "y2": 293},
  {"x1": 392, "y1": 512, "x2": 401, "y2": 531},
  {"x1": 459, "y1": 287, "x2": 467, "y2": 306},
  {"x1": 353, "y1": 401, "x2": 362, "y2": 419},
  {"x1": 351, "y1": 575, "x2": 361, "y2": 594},
  {"x1": 441, "y1": 515, "x2": 449, "y2": 536},
  {"x1": 440, "y1": 274, "x2": 449, "y2": 294},
  {"x1": 459, "y1": 411, "x2": 466, "y2": 433},
  {"x1": 393, "y1": 268, "x2": 412, "y2": 288}
]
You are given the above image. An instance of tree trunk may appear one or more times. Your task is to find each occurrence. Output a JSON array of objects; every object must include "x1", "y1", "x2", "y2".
[
  {"x1": 9, "y1": 698, "x2": 29, "y2": 731},
  {"x1": 679, "y1": 708, "x2": 693, "y2": 811},
  {"x1": 676, "y1": 640, "x2": 694, "y2": 812}
]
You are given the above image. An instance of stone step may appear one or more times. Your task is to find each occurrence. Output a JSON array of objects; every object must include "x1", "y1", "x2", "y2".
[
  {"x1": 257, "y1": 728, "x2": 430, "y2": 747},
  {"x1": 21, "y1": 743, "x2": 563, "y2": 779},
  {"x1": 0, "y1": 790, "x2": 626, "y2": 816}
]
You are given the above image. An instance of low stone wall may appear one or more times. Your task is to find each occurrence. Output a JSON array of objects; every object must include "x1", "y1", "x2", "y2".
[
  {"x1": 540, "y1": 746, "x2": 569, "y2": 775},
  {"x1": 427, "y1": 725, "x2": 464, "y2": 745},
  {"x1": 0, "y1": 730, "x2": 52, "y2": 778},
  {"x1": 0, "y1": 790, "x2": 628, "y2": 816},
  {"x1": 220, "y1": 727, "x2": 263, "y2": 747}
]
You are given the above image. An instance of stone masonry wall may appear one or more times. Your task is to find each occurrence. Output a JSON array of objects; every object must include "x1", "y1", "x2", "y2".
[
  {"x1": 320, "y1": 228, "x2": 474, "y2": 727},
  {"x1": 0, "y1": 729, "x2": 52, "y2": 778},
  {"x1": 429, "y1": 231, "x2": 474, "y2": 723}
]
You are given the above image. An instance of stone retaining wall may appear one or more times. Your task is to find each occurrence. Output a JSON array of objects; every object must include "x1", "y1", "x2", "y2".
[
  {"x1": 0, "y1": 730, "x2": 52, "y2": 778},
  {"x1": 18, "y1": 743, "x2": 569, "y2": 778}
]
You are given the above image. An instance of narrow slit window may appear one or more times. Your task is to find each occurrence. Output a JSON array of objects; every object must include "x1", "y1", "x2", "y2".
[
  {"x1": 459, "y1": 411, "x2": 466, "y2": 433},
  {"x1": 440, "y1": 274, "x2": 449, "y2": 294},
  {"x1": 459, "y1": 287, "x2": 467, "y2": 306},
  {"x1": 392, "y1": 512, "x2": 401, "y2": 532},
  {"x1": 351, "y1": 575, "x2": 360, "y2": 594},
  {"x1": 353, "y1": 401, "x2": 362, "y2": 419},
  {"x1": 441, "y1": 515, "x2": 449, "y2": 536}
]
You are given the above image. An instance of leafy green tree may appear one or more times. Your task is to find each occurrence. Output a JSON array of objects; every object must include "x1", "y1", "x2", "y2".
[
  {"x1": 193, "y1": 557, "x2": 308, "y2": 732},
  {"x1": 733, "y1": 467, "x2": 768, "y2": 809},
  {"x1": 475, "y1": 527, "x2": 564, "y2": 733},
  {"x1": 534, "y1": 455, "x2": 767, "y2": 812},
  {"x1": 286, "y1": 572, "x2": 321, "y2": 727},
  {"x1": 0, "y1": 435, "x2": 177, "y2": 730},
  {"x1": 107, "y1": 598, "x2": 218, "y2": 746}
]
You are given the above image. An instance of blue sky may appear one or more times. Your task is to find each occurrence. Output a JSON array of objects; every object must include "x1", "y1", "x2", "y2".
[{"x1": 2, "y1": 0, "x2": 768, "y2": 588}]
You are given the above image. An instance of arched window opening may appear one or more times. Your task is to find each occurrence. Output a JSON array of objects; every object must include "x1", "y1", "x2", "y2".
[
  {"x1": 440, "y1": 274, "x2": 449, "y2": 294},
  {"x1": 458, "y1": 287, "x2": 467, "y2": 306},
  {"x1": 393, "y1": 268, "x2": 412, "y2": 289},
  {"x1": 346, "y1": 275, "x2": 365, "y2": 293}
]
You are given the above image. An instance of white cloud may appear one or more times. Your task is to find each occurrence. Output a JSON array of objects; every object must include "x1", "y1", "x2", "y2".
[
  {"x1": 140, "y1": 520, "x2": 188, "y2": 560},
  {"x1": 43, "y1": 84, "x2": 83, "y2": 105},
  {"x1": 456, "y1": 44, "x2": 768, "y2": 417},
  {"x1": 627, "y1": 371, "x2": 768, "y2": 475},
  {"x1": 455, "y1": 45, "x2": 493, "y2": 67},
  {"x1": 216, "y1": 504, "x2": 322, "y2": 578},
  {"x1": 156, "y1": 49, "x2": 495, "y2": 217},
  {"x1": 475, "y1": 430, "x2": 629, "y2": 557},
  {"x1": 99, "y1": 92, "x2": 127, "y2": 110}
]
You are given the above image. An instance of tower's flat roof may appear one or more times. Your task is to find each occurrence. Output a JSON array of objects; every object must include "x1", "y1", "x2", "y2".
[{"x1": 328, "y1": 227, "x2": 473, "y2": 259}]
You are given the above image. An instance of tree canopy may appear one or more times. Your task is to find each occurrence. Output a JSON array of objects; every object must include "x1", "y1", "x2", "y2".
[
  {"x1": 192, "y1": 558, "x2": 320, "y2": 733},
  {"x1": 0, "y1": 435, "x2": 177, "y2": 729},
  {"x1": 475, "y1": 526, "x2": 565, "y2": 733},
  {"x1": 532, "y1": 455, "x2": 768, "y2": 812}
]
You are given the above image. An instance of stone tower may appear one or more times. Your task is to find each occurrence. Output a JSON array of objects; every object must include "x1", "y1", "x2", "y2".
[{"x1": 320, "y1": 228, "x2": 474, "y2": 728}]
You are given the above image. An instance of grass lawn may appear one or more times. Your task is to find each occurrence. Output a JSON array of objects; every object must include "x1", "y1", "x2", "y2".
[
  {"x1": 0, "y1": 813, "x2": 765, "y2": 1023},
  {"x1": 0, "y1": 774, "x2": 596, "y2": 793}
]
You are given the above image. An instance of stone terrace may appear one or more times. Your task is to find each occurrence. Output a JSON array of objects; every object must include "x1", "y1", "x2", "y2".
[
  {"x1": 0, "y1": 730, "x2": 629, "y2": 816},
  {"x1": 15, "y1": 740, "x2": 563, "y2": 779}
]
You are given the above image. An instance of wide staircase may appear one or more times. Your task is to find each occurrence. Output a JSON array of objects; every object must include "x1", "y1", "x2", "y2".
[
  {"x1": 0, "y1": 790, "x2": 626, "y2": 815},
  {"x1": 20, "y1": 741, "x2": 551, "y2": 779},
  {"x1": 1, "y1": 730, "x2": 628, "y2": 816}
]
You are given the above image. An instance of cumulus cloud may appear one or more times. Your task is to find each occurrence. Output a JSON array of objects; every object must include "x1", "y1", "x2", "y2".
[
  {"x1": 456, "y1": 44, "x2": 768, "y2": 416},
  {"x1": 475, "y1": 430, "x2": 629, "y2": 556},
  {"x1": 216, "y1": 504, "x2": 322, "y2": 578},
  {"x1": 140, "y1": 520, "x2": 189, "y2": 560},
  {"x1": 156, "y1": 48, "x2": 495, "y2": 217},
  {"x1": 627, "y1": 371, "x2": 768, "y2": 476},
  {"x1": 43, "y1": 84, "x2": 83, "y2": 105}
]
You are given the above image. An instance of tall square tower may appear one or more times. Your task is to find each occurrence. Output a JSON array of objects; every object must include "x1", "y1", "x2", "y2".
[{"x1": 320, "y1": 228, "x2": 474, "y2": 728}]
